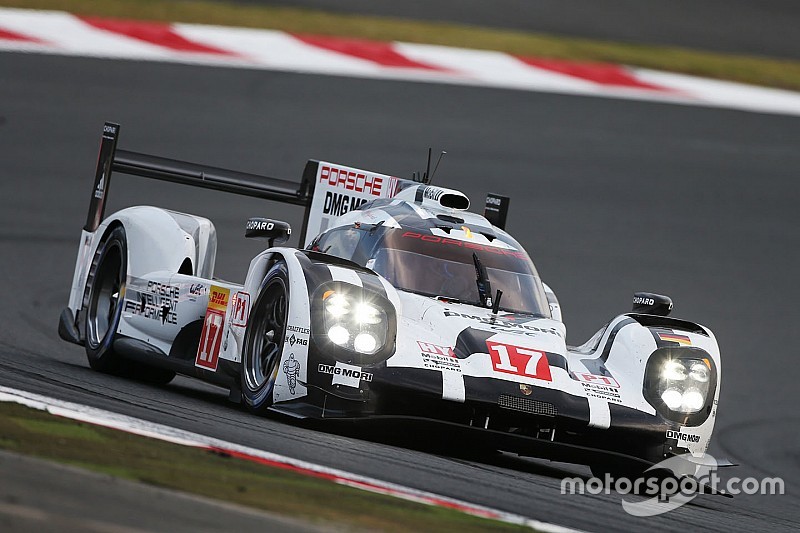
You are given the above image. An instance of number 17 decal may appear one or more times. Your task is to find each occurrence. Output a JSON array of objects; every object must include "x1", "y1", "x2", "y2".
[
  {"x1": 486, "y1": 341, "x2": 552, "y2": 381},
  {"x1": 196, "y1": 285, "x2": 230, "y2": 371}
]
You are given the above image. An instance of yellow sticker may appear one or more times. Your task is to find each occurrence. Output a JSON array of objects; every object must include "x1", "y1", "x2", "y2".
[{"x1": 208, "y1": 285, "x2": 230, "y2": 312}]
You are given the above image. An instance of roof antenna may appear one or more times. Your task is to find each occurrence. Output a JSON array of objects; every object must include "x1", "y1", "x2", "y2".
[
  {"x1": 429, "y1": 151, "x2": 447, "y2": 184},
  {"x1": 423, "y1": 147, "x2": 432, "y2": 184}
]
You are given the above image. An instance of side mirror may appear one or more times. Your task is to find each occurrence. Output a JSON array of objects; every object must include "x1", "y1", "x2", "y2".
[
  {"x1": 632, "y1": 292, "x2": 673, "y2": 316},
  {"x1": 245, "y1": 218, "x2": 291, "y2": 247}
]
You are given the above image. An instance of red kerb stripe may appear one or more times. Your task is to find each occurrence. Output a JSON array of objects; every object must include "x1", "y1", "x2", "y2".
[
  {"x1": 79, "y1": 16, "x2": 237, "y2": 56},
  {"x1": 518, "y1": 57, "x2": 670, "y2": 91},
  {"x1": 0, "y1": 28, "x2": 44, "y2": 43},
  {"x1": 293, "y1": 34, "x2": 446, "y2": 71}
]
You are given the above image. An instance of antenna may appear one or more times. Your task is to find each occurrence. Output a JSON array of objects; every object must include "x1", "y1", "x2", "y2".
[
  {"x1": 429, "y1": 151, "x2": 447, "y2": 184},
  {"x1": 424, "y1": 147, "x2": 432, "y2": 184}
]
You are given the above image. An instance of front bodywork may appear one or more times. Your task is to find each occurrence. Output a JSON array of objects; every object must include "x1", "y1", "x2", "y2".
[{"x1": 260, "y1": 254, "x2": 721, "y2": 466}]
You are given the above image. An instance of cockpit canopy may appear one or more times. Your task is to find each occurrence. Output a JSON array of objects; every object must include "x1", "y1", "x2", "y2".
[{"x1": 309, "y1": 221, "x2": 550, "y2": 317}]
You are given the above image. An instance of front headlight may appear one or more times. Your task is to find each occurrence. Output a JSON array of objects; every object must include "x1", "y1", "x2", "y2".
[
  {"x1": 322, "y1": 289, "x2": 387, "y2": 355},
  {"x1": 656, "y1": 357, "x2": 712, "y2": 413},
  {"x1": 644, "y1": 347, "x2": 718, "y2": 425},
  {"x1": 312, "y1": 282, "x2": 396, "y2": 364}
]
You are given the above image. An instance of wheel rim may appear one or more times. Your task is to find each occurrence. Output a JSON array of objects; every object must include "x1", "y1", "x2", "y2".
[
  {"x1": 245, "y1": 280, "x2": 287, "y2": 391},
  {"x1": 87, "y1": 242, "x2": 123, "y2": 349}
]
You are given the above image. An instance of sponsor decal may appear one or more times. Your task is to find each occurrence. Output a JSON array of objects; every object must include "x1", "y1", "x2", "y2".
[
  {"x1": 444, "y1": 311, "x2": 562, "y2": 338},
  {"x1": 123, "y1": 281, "x2": 179, "y2": 325},
  {"x1": 318, "y1": 362, "x2": 373, "y2": 388},
  {"x1": 573, "y1": 372, "x2": 620, "y2": 388},
  {"x1": 418, "y1": 341, "x2": 455, "y2": 357},
  {"x1": 209, "y1": 287, "x2": 229, "y2": 308},
  {"x1": 286, "y1": 333, "x2": 308, "y2": 347},
  {"x1": 486, "y1": 341, "x2": 552, "y2": 381},
  {"x1": 282, "y1": 354, "x2": 301, "y2": 395},
  {"x1": 418, "y1": 341, "x2": 461, "y2": 372},
  {"x1": 658, "y1": 332, "x2": 692, "y2": 346},
  {"x1": 247, "y1": 220, "x2": 282, "y2": 232},
  {"x1": 231, "y1": 291, "x2": 250, "y2": 328},
  {"x1": 573, "y1": 372, "x2": 622, "y2": 402},
  {"x1": 189, "y1": 283, "x2": 206, "y2": 297},
  {"x1": 195, "y1": 285, "x2": 230, "y2": 371},
  {"x1": 94, "y1": 173, "x2": 105, "y2": 199},
  {"x1": 319, "y1": 165, "x2": 384, "y2": 197},
  {"x1": 633, "y1": 296, "x2": 655, "y2": 306},
  {"x1": 423, "y1": 187, "x2": 444, "y2": 201},
  {"x1": 402, "y1": 232, "x2": 524, "y2": 258},
  {"x1": 287, "y1": 324, "x2": 311, "y2": 335},
  {"x1": 666, "y1": 429, "x2": 701, "y2": 444},
  {"x1": 323, "y1": 191, "x2": 369, "y2": 217}
]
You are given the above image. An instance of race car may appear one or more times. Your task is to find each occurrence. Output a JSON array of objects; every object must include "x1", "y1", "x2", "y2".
[{"x1": 59, "y1": 122, "x2": 722, "y2": 474}]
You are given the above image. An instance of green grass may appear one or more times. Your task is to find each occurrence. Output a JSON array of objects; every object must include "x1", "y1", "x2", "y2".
[
  {"x1": 0, "y1": 402, "x2": 528, "y2": 532},
  {"x1": 5, "y1": 0, "x2": 800, "y2": 91}
]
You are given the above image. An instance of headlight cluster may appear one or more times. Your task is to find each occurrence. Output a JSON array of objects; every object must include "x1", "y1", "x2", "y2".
[
  {"x1": 321, "y1": 289, "x2": 388, "y2": 356},
  {"x1": 644, "y1": 347, "x2": 717, "y2": 424},
  {"x1": 657, "y1": 358, "x2": 711, "y2": 413}
]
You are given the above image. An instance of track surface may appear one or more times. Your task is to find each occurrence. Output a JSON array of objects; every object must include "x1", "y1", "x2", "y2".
[
  {"x1": 1, "y1": 52, "x2": 799, "y2": 531},
  {"x1": 222, "y1": 0, "x2": 800, "y2": 59}
]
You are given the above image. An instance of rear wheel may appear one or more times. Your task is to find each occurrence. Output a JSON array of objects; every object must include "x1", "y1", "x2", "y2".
[
  {"x1": 84, "y1": 226, "x2": 126, "y2": 373},
  {"x1": 241, "y1": 262, "x2": 289, "y2": 414},
  {"x1": 84, "y1": 226, "x2": 175, "y2": 385}
]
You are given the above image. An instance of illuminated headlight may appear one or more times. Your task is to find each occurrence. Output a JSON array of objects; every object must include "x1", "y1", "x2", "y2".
[
  {"x1": 321, "y1": 289, "x2": 388, "y2": 355},
  {"x1": 660, "y1": 388, "x2": 683, "y2": 410},
  {"x1": 656, "y1": 358, "x2": 712, "y2": 414},
  {"x1": 328, "y1": 325, "x2": 350, "y2": 346},
  {"x1": 325, "y1": 293, "x2": 350, "y2": 317},
  {"x1": 353, "y1": 333, "x2": 378, "y2": 353}
]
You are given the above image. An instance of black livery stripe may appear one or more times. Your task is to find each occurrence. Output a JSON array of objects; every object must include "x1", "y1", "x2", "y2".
[
  {"x1": 580, "y1": 317, "x2": 637, "y2": 376},
  {"x1": 356, "y1": 270, "x2": 388, "y2": 299},
  {"x1": 296, "y1": 251, "x2": 333, "y2": 295},
  {"x1": 453, "y1": 326, "x2": 568, "y2": 371}
]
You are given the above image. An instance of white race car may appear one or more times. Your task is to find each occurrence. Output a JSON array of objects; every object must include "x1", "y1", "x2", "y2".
[{"x1": 59, "y1": 123, "x2": 722, "y2": 476}]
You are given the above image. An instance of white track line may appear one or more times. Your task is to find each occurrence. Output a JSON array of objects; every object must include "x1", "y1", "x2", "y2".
[{"x1": 0, "y1": 385, "x2": 581, "y2": 533}]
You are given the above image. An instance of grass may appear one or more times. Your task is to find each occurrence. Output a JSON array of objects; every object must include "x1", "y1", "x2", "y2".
[
  {"x1": 4, "y1": 0, "x2": 800, "y2": 91},
  {"x1": 0, "y1": 402, "x2": 528, "y2": 532}
]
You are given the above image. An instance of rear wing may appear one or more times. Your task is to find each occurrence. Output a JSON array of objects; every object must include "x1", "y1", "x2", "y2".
[
  {"x1": 87, "y1": 122, "x2": 511, "y2": 246},
  {"x1": 87, "y1": 122, "x2": 317, "y2": 241},
  {"x1": 88, "y1": 122, "x2": 420, "y2": 246}
]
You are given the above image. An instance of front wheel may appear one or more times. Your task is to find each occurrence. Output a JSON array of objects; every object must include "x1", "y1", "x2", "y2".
[{"x1": 240, "y1": 262, "x2": 289, "y2": 414}]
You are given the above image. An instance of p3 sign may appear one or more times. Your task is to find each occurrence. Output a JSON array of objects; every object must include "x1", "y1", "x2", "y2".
[{"x1": 486, "y1": 341, "x2": 552, "y2": 382}]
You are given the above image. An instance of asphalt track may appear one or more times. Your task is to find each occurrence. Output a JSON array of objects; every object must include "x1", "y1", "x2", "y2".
[
  {"x1": 0, "y1": 51, "x2": 799, "y2": 531},
  {"x1": 221, "y1": 0, "x2": 800, "y2": 59}
]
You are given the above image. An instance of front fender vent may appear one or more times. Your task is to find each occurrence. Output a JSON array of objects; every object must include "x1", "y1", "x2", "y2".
[{"x1": 498, "y1": 394, "x2": 558, "y2": 417}]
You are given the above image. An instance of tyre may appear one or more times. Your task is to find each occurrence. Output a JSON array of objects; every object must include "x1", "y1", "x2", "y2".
[
  {"x1": 84, "y1": 225, "x2": 175, "y2": 385},
  {"x1": 84, "y1": 225, "x2": 127, "y2": 373},
  {"x1": 240, "y1": 262, "x2": 289, "y2": 414}
]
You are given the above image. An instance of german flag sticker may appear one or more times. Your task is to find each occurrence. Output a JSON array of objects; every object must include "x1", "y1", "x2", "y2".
[{"x1": 658, "y1": 332, "x2": 692, "y2": 346}]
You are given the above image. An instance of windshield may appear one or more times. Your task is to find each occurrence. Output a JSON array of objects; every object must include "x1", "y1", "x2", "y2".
[{"x1": 367, "y1": 230, "x2": 550, "y2": 317}]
